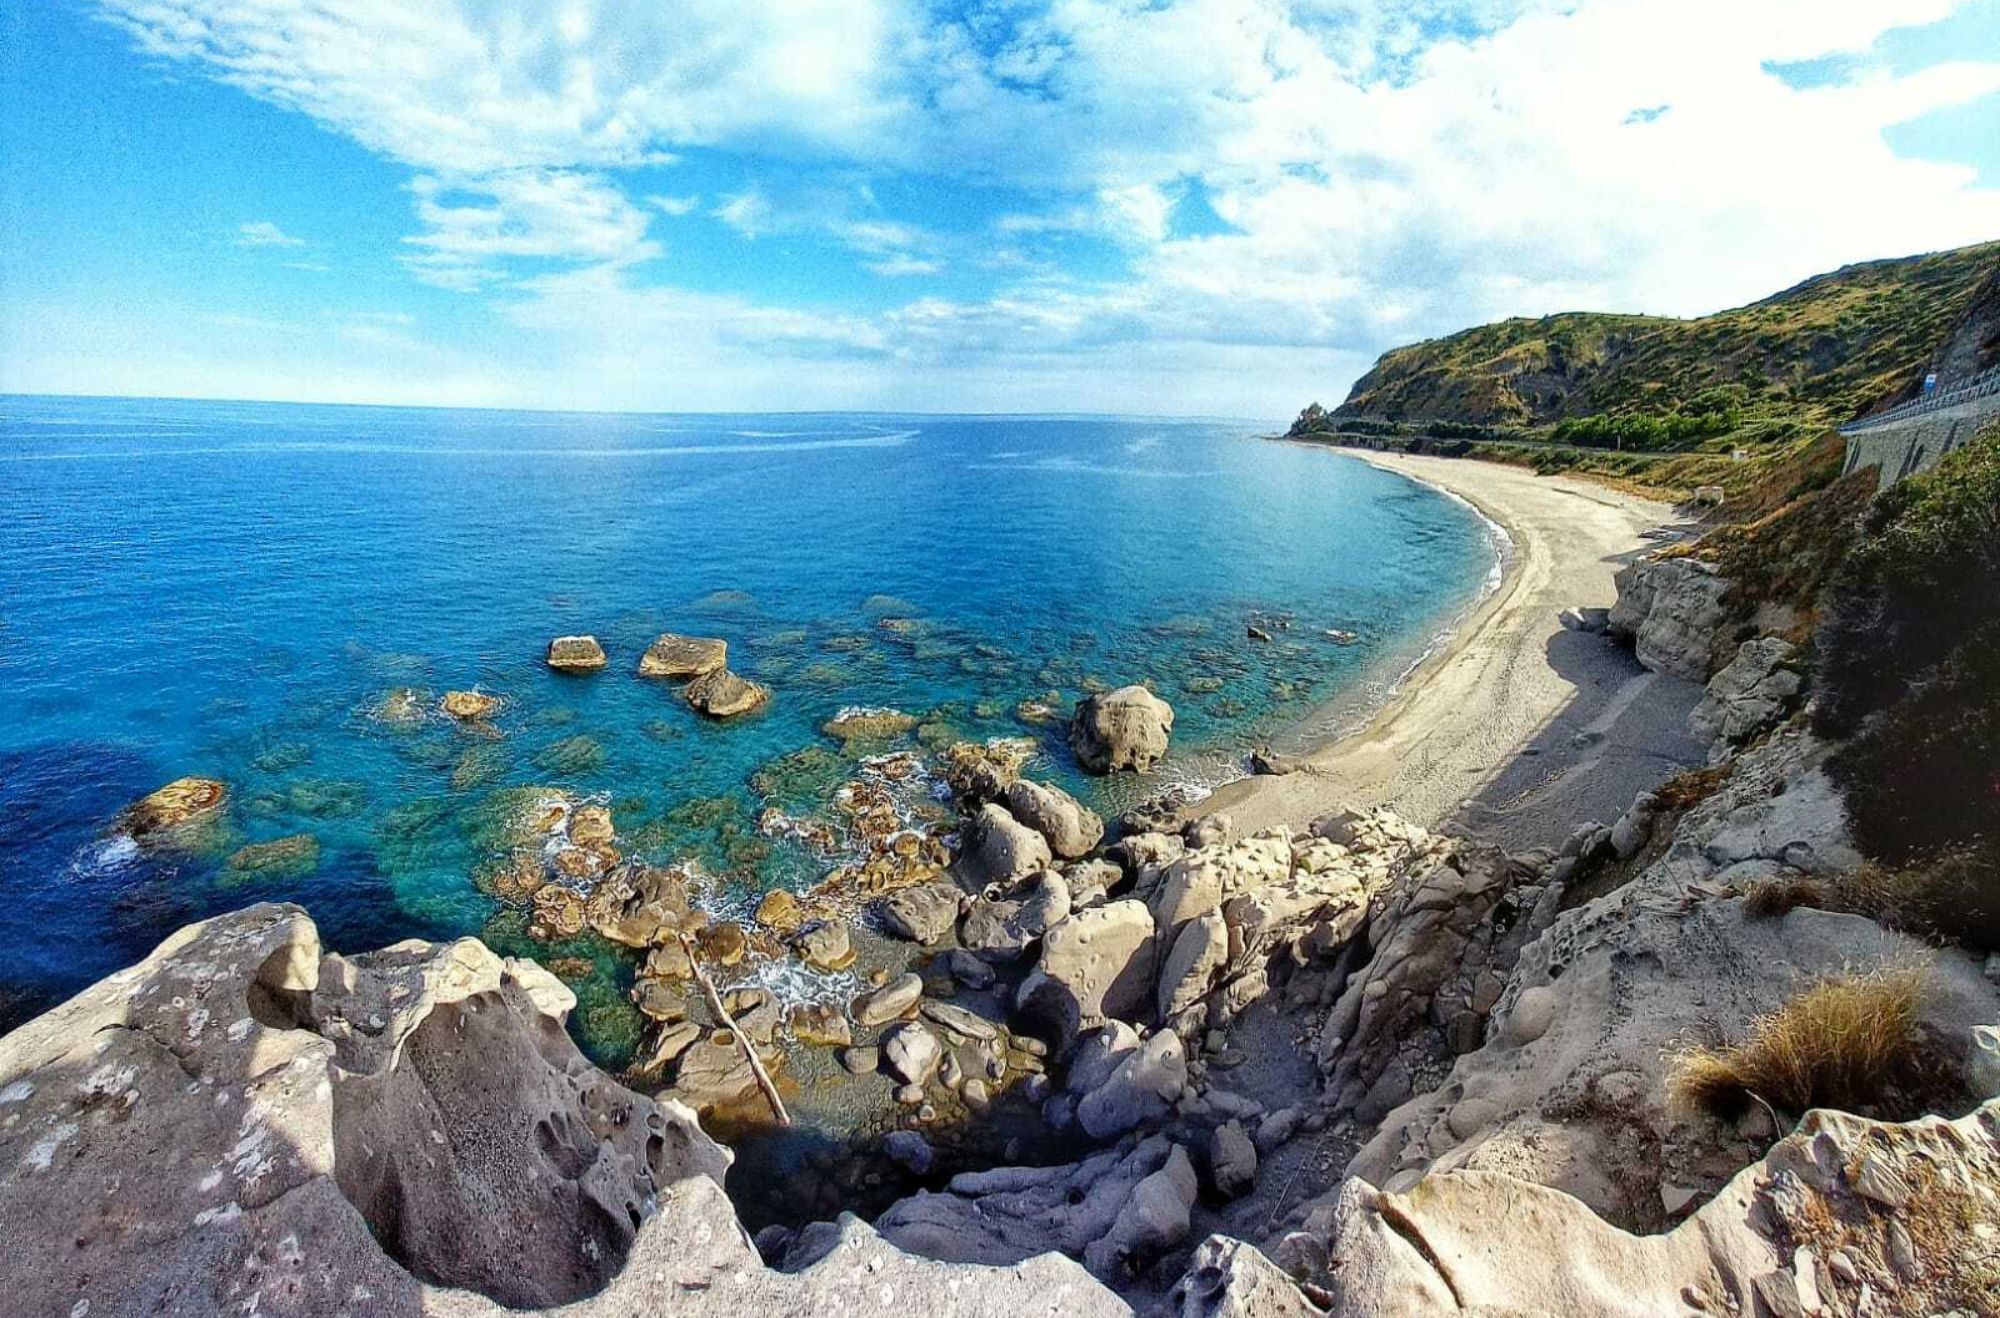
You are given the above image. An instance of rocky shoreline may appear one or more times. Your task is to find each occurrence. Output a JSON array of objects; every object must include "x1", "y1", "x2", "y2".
[{"x1": 5, "y1": 460, "x2": 1997, "y2": 1317}]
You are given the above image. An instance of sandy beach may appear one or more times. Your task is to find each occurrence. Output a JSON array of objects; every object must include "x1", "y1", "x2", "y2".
[{"x1": 1200, "y1": 447, "x2": 1708, "y2": 849}]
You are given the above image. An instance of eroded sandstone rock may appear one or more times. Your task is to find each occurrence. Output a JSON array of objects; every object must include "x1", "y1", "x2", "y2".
[
  {"x1": 1070, "y1": 685, "x2": 1174, "y2": 775},
  {"x1": 638, "y1": 633, "x2": 727, "y2": 680}
]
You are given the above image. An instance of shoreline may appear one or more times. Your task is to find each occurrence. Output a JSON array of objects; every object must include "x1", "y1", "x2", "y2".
[{"x1": 1197, "y1": 446, "x2": 1700, "y2": 845}]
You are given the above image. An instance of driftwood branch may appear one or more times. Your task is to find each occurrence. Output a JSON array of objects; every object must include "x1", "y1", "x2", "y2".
[{"x1": 679, "y1": 933, "x2": 791, "y2": 1126}]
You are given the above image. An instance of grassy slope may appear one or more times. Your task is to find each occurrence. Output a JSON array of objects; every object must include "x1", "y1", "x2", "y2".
[{"x1": 1329, "y1": 240, "x2": 2000, "y2": 429}]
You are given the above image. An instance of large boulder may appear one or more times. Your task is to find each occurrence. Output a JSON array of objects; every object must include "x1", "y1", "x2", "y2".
[
  {"x1": 1015, "y1": 899, "x2": 1157, "y2": 1046},
  {"x1": 637, "y1": 633, "x2": 727, "y2": 679},
  {"x1": 1606, "y1": 557, "x2": 1735, "y2": 681},
  {"x1": 546, "y1": 634, "x2": 608, "y2": 672},
  {"x1": 1070, "y1": 685, "x2": 1174, "y2": 775},
  {"x1": 882, "y1": 1021, "x2": 944, "y2": 1087},
  {"x1": 852, "y1": 972, "x2": 925, "y2": 1026},
  {"x1": 1003, "y1": 779, "x2": 1106, "y2": 859},
  {"x1": 956, "y1": 802, "x2": 1054, "y2": 888},
  {"x1": 684, "y1": 667, "x2": 770, "y2": 718},
  {"x1": 879, "y1": 881, "x2": 964, "y2": 944}
]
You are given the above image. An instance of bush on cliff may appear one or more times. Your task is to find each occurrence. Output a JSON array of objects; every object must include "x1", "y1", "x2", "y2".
[
  {"x1": 1816, "y1": 423, "x2": 2000, "y2": 740},
  {"x1": 1813, "y1": 424, "x2": 2000, "y2": 946}
]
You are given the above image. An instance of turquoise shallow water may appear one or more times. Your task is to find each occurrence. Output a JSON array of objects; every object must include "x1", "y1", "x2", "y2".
[{"x1": 0, "y1": 395, "x2": 1496, "y2": 1040}]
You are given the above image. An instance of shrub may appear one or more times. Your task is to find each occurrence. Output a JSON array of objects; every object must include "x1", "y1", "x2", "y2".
[
  {"x1": 1815, "y1": 423, "x2": 2000, "y2": 739},
  {"x1": 1666, "y1": 964, "x2": 1927, "y2": 1119},
  {"x1": 1831, "y1": 629, "x2": 2000, "y2": 866},
  {"x1": 1740, "y1": 875, "x2": 1824, "y2": 919},
  {"x1": 1821, "y1": 843, "x2": 2000, "y2": 952}
]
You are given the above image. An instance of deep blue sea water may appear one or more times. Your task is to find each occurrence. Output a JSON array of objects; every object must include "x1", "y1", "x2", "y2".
[{"x1": 0, "y1": 395, "x2": 1497, "y2": 1040}]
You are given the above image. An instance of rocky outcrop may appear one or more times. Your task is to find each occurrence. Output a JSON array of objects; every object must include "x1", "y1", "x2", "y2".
[
  {"x1": 1003, "y1": 779, "x2": 1106, "y2": 859},
  {"x1": 440, "y1": 689, "x2": 502, "y2": 720},
  {"x1": 1688, "y1": 635, "x2": 1804, "y2": 760},
  {"x1": 1070, "y1": 685, "x2": 1175, "y2": 774},
  {"x1": 1289, "y1": 1098, "x2": 2000, "y2": 1318},
  {"x1": 637, "y1": 632, "x2": 727, "y2": 679},
  {"x1": 684, "y1": 667, "x2": 770, "y2": 718},
  {"x1": 546, "y1": 635, "x2": 608, "y2": 672},
  {"x1": 0, "y1": 905, "x2": 1137, "y2": 1317},
  {"x1": 1318, "y1": 844, "x2": 1553, "y2": 1124},
  {"x1": 1341, "y1": 727, "x2": 1999, "y2": 1229},
  {"x1": 1607, "y1": 556, "x2": 1736, "y2": 681}
]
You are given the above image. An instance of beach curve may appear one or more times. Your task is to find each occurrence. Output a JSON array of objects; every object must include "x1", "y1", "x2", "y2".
[{"x1": 1197, "y1": 447, "x2": 1698, "y2": 842}]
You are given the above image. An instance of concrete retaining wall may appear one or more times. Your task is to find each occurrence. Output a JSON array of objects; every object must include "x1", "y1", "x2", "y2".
[{"x1": 1842, "y1": 400, "x2": 1997, "y2": 491}]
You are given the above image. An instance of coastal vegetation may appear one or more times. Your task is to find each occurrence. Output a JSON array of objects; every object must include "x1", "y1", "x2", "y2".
[
  {"x1": 1666, "y1": 963, "x2": 1929, "y2": 1120},
  {"x1": 1289, "y1": 238, "x2": 2000, "y2": 499}
]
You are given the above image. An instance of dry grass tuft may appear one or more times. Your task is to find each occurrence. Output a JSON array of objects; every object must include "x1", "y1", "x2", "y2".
[
  {"x1": 1740, "y1": 875, "x2": 1825, "y2": 919},
  {"x1": 1667, "y1": 964, "x2": 1927, "y2": 1119},
  {"x1": 1652, "y1": 764, "x2": 1734, "y2": 813}
]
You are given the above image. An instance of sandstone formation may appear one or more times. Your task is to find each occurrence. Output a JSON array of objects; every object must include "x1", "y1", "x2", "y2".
[
  {"x1": 1688, "y1": 634, "x2": 1804, "y2": 760},
  {"x1": 545, "y1": 635, "x2": 608, "y2": 672},
  {"x1": 1606, "y1": 556, "x2": 1735, "y2": 680},
  {"x1": 956, "y1": 801, "x2": 1054, "y2": 888},
  {"x1": 684, "y1": 667, "x2": 770, "y2": 718},
  {"x1": 1003, "y1": 778, "x2": 1106, "y2": 859},
  {"x1": 821, "y1": 706, "x2": 918, "y2": 744},
  {"x1": 1070, "y1": 685, "x2": 1175, "y2": 774},
  {"x1": 637, "y1": 632, "x2": 727, "y2": 679}
]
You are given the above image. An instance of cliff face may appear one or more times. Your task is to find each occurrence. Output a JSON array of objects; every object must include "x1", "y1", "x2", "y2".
[{"x1": 1331, "y1": 240, "x2": 2000, "y2": 429}]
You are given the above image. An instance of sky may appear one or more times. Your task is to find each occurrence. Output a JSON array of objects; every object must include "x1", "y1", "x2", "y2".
[{"x1": 1, "y1": 1, "x2": 1997, "y2": 418}]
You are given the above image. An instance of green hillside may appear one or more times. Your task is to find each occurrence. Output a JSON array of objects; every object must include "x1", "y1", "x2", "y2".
[{"x1": 1308, "y1": 240, "x2": 2000, "y2": 447}]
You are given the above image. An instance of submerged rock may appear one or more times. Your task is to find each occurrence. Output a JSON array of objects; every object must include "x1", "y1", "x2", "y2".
[
  {"x1": 684, "y1": 667, "x2": 770, "y2": 719},
  {"x1": 822, "y1": 706, "x2": 919, "y2": 745},
  {"x1": 1070, "y1": 685, "x2": 1174, "y2": 774},
  {"x1": 122, "y1": 776, "x2": 228, "y2": 838},
  {"x1": 371, "y1": 686, "x2": 429, "y2": 727},
  {"x1": 225, "y1": 832, "x2": 320, "y2": 880},
  {"x1": 637, "y1": 632, "x2": 728, "y2": 680},
  {"x1": 440, "y1": 689, "x2": 502, "y2": 720},
  {"x1": 546, "y1": 634, "x2": 608, "y2": 672}
]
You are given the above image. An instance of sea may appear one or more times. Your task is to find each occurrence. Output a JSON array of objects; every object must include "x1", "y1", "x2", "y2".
[{"x1": 0, "y1": 395, "x2": 1500, "y2": 1056}]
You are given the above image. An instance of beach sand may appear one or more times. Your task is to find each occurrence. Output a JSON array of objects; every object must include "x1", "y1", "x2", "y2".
[{"x1": 1199, "y1": 448, "x2": 1709, "y2": 851}]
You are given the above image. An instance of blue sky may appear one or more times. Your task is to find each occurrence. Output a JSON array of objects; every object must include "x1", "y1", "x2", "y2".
[{"x1": 2, "y1": 1, "x2": 1997, "y2": 416}]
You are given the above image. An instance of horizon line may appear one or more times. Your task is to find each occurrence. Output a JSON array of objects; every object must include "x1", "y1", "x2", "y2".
[{"x1": 0, "y1": 388, "x2": 1289, "y2": 428}]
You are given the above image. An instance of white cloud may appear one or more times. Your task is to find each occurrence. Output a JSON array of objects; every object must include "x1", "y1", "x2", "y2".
[
  {"x1": 91, "y1": 0, "x2": 2000, "y2": 411},
  {"x1": 711, "y1": 191, "x2": 772, "y2": 240},
  {"x1": 237, "y1": 220, "x2": 305, "y2": 247},
  {"x1": 648, "y1": 193, "x2": 702, "y2": 216}
]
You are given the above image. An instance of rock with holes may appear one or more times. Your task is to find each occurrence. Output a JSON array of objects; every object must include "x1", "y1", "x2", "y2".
[
  {"x1": 0, "y1": 904, "x2": 1142, "y2": 1318},
  {"x1": 1070, "y1": 685, "x2": 1175, "y2": 775}
]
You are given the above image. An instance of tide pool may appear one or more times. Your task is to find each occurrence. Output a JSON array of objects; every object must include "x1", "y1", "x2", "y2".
[{"x1": 0, "y1": 396, "x2": 1497, "y2": 1048}]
